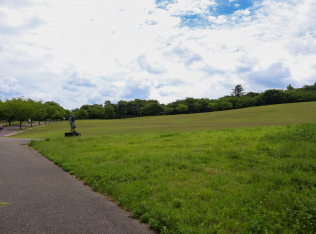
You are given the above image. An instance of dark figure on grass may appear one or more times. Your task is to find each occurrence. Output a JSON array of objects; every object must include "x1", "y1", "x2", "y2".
[{"x1": 68, "y1": 115, "x2": 77, "y2": 133}]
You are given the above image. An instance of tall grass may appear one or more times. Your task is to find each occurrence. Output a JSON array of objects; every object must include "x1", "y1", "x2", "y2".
[{"x1": 29, "y1": 123, "x2": 316, "y2": 233}]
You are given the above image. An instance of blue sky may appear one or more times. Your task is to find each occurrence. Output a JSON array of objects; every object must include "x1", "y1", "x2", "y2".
[{"x1": 0, "y1": 0, "x2": 315, "y2": 109}]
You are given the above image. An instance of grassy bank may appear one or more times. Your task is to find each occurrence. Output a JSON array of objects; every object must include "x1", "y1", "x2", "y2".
[
  {"x1": 28, "y1": 123, "x2": 316, "y2": 233},
  {"x1": 12, "y1": 102, "x2": 316, "y2": 139}
]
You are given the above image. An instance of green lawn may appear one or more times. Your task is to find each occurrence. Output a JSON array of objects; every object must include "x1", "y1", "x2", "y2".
[
  {"x1": 13, "y1": 102, "x2": 316, "y2": 233},
  {"x1": 12, "y1": 102, "x2": 316, "y2": 139},
  {"x1": 2, "y1": 121, "x2": 29, "y2": 127}
]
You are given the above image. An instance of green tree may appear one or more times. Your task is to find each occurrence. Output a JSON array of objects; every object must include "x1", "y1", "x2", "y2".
[
  {"x1": 64, "y1": 109, "x2": 72, "y2": 120},
  {"x1": 34, "y1": 100, "x2": 47, "y2": 125},
  {"x1": 79, "y1": 109, "x2": 89, "y2": 119},
  {"x1": 89, "y1": 105, "x2": 105, "y2": 119},
  {"x1": 47, "y1": 105, "x2": 57, "y2": 122},
  {"x1": 6, "y1": 97, "x2": 33, "y2": 129},
  {"x1": 235, "y1": 97, "x2": 256, "y2": 109},
  {"x1": 183, "y1": 97, "x2": 195, "y2": 113},
  {"x1": 104, "y1": 104, "x2": 115, "y2": 119},
  {"x1": 193, "y1": 102, "x2": 202, "y2": 113},
  {"x1": 220, "y1": 101, "x2": 233, "y2": 110},
  {"x1": 200, "y1": 98, "x2": 211, "y2": 112},
  {"x1": 27, "y1": 98, "x2": 38, "y2": 127},
  {"x1": 0, "y1": 99, "x2": 10, "y2": 122},
  {"x1": 231, "y1": 85, "x2": 245, "y2": 97},
  {"x1": 244, "y1": 92, "x2": 260, "y2": 97},
  {"x1": 287, "y1": 84, "x2": 294, "y2": 91},
  {"x1": 176, "y1": 104, "x2": 188, "y2": 114},
  {"x1": 262, "y1": 89, "x2": 285, "y2": 105},
  {"x1": 140, "y1": 103, "x2": 164, "y2": 116},
  {"x1": 72, "y1": 108, "x2": 80, "y2": 119},
  {"x1": 164, "y1": 107, "x2": 174, "y2": 115},
  {"x1": 207, "y1": 102, "x2": 218, "y2": 112},
  {"x1": 117, "y1": 100, "x2": 127, "y2": 118}
]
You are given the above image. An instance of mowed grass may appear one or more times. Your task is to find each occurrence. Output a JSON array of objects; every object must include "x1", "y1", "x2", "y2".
[
  {"x1": 12, "y1": 102, "x2": 316, "y2": 139},
  {"x1": 14, "y1": 102, "x2": 316, "y2": 233}
]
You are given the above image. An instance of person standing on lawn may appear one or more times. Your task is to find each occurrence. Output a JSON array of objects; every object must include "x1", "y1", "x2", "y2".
[{"x1": 0, "y1": 121, "x2": 3, "y2": 132}]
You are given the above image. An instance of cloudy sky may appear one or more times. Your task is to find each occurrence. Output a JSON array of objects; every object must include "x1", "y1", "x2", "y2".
[{"x1": 0, "y1": 0, "x2": 315, "y2": 109}]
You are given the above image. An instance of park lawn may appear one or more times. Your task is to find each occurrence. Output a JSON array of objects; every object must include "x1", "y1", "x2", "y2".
[
  {"x1": 13, "y1": 102, "x2": 316, "y2": 233},
  {"x1": 2, "y1": 121, "x2": 29, "y2": 127},
  {"x1": 11, "y1": 101, "x2": 316, "y2": 139},
  {"x1": 27, "y1": 124, "x2": 316, "y2": 233}
]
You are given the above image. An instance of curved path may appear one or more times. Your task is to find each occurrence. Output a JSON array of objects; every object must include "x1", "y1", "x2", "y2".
[
  {"x1": 0, "y1": 137, "x2": 155, "y2": 234},
  {"x1": 0, "y1": 122, "x2": 50, "y2": 137}
]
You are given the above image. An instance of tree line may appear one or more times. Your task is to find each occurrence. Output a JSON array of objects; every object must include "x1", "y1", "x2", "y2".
[
  {"x1": 2, "y1": 83, "x2": 316, "y2": 124},
  {"x1": 0, "y1": 97, "x2": 71, "y2": 129},
  {"x1": 71, "y1": 83, "x2": 316, "y2": 119}
]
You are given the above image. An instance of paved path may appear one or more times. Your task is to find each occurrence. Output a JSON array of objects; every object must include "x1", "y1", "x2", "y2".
[
  {"x1": 0, "y1": 137, "x2": 155, "y2": 234},
  {"x1": 0, "y1": 122, "x2": 52, "y2": 137}
]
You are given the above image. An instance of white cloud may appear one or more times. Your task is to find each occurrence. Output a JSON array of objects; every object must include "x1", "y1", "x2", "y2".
[
  {"x1": 166, "y1": 0, "x2": 216, "y2": 15},
  {"x1": 0, "y1": 0, "x2": 315, "y2": 108},
  {"x1": 0, "y1": 76, "x2": 22, "y2": 96}
]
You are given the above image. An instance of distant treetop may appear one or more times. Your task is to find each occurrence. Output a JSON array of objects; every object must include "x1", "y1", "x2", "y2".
[{"x1": 231, "y1": 85, "x2": 245, "y2": 97}]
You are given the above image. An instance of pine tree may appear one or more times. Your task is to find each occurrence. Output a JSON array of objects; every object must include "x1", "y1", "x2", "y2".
[{"x1": 231, "y1": 85, "x2": 245, "y2": 97}]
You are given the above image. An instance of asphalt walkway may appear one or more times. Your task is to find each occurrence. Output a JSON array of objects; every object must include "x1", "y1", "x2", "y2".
[
  {"x1": 0, "y1": 122, "x2": 50, "y2": 137},
  {"x1": 0, "y1": 136, "x2": 155, "y2": 233}
]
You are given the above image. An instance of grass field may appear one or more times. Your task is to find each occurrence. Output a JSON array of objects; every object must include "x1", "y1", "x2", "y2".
[
  {"x1": 12, "y1": 102, "x2": 316, "y2": 139},
  {"x1": 13, "y1": 102, "x2": 316, "y2": 233},
  {"x1": 2, "y1": 121, "x2": 29, "y2": 127}
]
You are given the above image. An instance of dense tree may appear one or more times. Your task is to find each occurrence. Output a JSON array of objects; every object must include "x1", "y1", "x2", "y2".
[
  {"x1": 33, "y1": 100, "x2": 47, "y2": 125},
  {"x1": 235, "y1": 97, "x2": 256, "y2": 109},
  {"x1": 45, "y1": 101, "x2": 68, "y2": 121},
  {"x1": 220, "y1": 101, "x2": 233, "y2": 110},
  {"x1": 193, "y1": 102, "x2": 202, "y2": 113},
  {"x1": 79, "y1": 109, "x2": 89, "y2": 119},
  {"x1": 200, "y1": 98, "x2": 211, "y2": 112},
  {"x1": 176, "y1": 104, "x2": 188, "y2": 114},
  {"x1": 89, "y1": 105, "x2": 105, "y2": 119},
  {"x1": 46, "y1": 105, "x2": 57, "y2": 123},
  {"x1": 140, "y1": 103, "x2": 163, "y2": 116},
  {"x1": 64, "y1": 109, "x2": 72, "y2": 119},
  {"x1": 219, "y1": 96, "x2": 239, "y2": 109},
  {"x1": 6, "y1": 97, "x2": 33, "y2": 129},
  {"x1": 27, "y1": 98, "x2": 38, "y2": 127},
  {"x1": 117, "y1": 100, "x2": 127, "y2": 118},
  {"x1": 301, "y1": 83, "x2": 316, "y2": 91},
  {"x1": 231, "y1": 85, "x2": 245, "y2": 97},
  {"x1": 245, "y1": 92, "x2": 260, "y2": 97},
  {"x1": 72, "y1": 108, "x2": 80, "y2": 119},
  {"x1": 208, "y1": 102, "x2": 218, "y2": 112},
  {"x1": 0, "y1": 99, "x2": 11, "y2": 123},
  {"x1": 262, "y1": 89, "x2": 285, "y2": 105},
  {"x1": 164, "y1": 107, "x2": 174, "y2": 115},
  {"x1": 104, "y1": 102, "x2": 115, "y2": 119},
  {"x1": 183, "y1": 97, "x2": 196, "y2": 113}
]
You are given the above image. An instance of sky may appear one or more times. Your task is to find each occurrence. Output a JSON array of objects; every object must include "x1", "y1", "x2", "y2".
[{"x1": 0, "y1": 0, "x2": 315, "y2": 109}]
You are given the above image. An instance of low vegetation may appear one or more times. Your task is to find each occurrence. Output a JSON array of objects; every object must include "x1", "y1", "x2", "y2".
[
  {"x1": 13, "y1": 102, "x2": 316, "y2": 233},
  {"x1": 27, "y1": 123, "x2": 316, "y2": 233}
]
